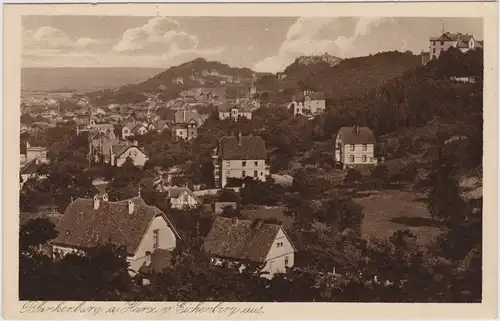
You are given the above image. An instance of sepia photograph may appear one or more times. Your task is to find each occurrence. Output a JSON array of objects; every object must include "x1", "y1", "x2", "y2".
[{"x1": 3, "y1": 2, "x2": 498, "y2": 320}]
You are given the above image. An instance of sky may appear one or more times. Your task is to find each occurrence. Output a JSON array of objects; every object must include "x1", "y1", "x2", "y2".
[{"x1": 22, "y1": 16, "x2": 483, "y2": 73}]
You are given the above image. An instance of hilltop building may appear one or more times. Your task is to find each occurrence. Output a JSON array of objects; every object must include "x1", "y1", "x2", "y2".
[
  {"x1": 203, "y1": 217, "x2": 296, "y2": 278},
  {"x1": 424, "y1": 31, "x2": 483, "y2": 64},
  {"x1": 212, "y1": 134, "x2": 270, "y2": 188},
  {"x1": 335, "y1": 126, "x2": 377, "y2": 169}
]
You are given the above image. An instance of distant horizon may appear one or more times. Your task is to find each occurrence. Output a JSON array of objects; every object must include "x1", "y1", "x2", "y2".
[{"x1": 23, "y1": 16, "x2": 483, "y2": 72}]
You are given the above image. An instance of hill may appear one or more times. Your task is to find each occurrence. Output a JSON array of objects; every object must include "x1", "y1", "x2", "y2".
[
  {"x1": 255, "y1": 51, "x2": 422, "y2": 104},
  {"x1": 86, "y1": 58, "x2": 261, "y2": 105},
  {"x1": 21, "y1": 67, "x2": 164, "y2": 94}
]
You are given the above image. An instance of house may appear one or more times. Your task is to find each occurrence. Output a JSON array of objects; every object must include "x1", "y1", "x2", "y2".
[
  {"x1": 203, "y1": 217, "x2": 296, "y2": 278},
  {"x1": 171, "y1": 110, "x2": 203, "y2": 141},
  {"x1": 212, "y1": 133, "x2": 270, "y2": 188},
  {"x1": 165, "y1": 186, "x2": 201, "y2": 210},
  {"x1": 132, "y1": 123, "x2": 148, "y2": 136},
  {"x1": 291, "y1": 90, "x2": 326, "y2": 116},
  {"x1": 428, "y1": 32, "x2": 482, "y2": 61},
  {"x1": 172, "y1": 77, "x2": 184, "y2": 85},
  {"x1": 213, "y1": 201, "x2": 238, "y2": 214},
  {"x1": 217, "y1": 103, "x2": 253, "y2": 121},
  {"x1": 111, "y1": 144, "x2": 149, "y2": 167},
  {"x1": 51, "y1": 196, "x2": 180, "y2": 274},
  {"x1": 335, "y1": 126, "x2": 377, "y2": 169}
]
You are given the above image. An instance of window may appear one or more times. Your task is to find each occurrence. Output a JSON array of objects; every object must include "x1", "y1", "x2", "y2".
[
  {"x1": 362, "y1": 144, "x2": 367, "y2": 151},
  {"x1": 242, "y1": 161, "x2": 246, "y2": 167},
  {"x1": 277, "y1": 242, "x2": 283, "y2": 247},
  {"x1": 254, "y1": 161, "x2": 258, "y2": 166},
  {"x1": 242, "y1": 170, "x2": 246, "y2": 177},
  {"x1": 153, "y1": 230, "x2": 159, "y2": 248},
  {"x1": 433, "y1": 48, "x2": 436, "y2": 54},
  {"x1": 183, "y1": 193, "x2": 189, "y2": 203},
  {"x1": 225, "y1": 161, "x2": 230, "y2": 167},
  {"x1": 350, "y1": 155, "x2": 355, "y2": 163},
  {"x1": 226, "y1": 171, "x2": 230, "y2": 175},
  {"x1": 285, "y1": 256, "x2": 289, "y2": 267},
  {"x1": 362, "y1": 155, "x2": 367, "y2": 162},
  {"x1": 350, "y1": 144, "x2": 355, "y2": 151},
  {"x1": 440, "y1": 40, "x2": 444, "y2": 45},
  {"x1": 254, "y1": 170, "x2": 258, "y2": 177},
  {"x1": 337, "y1": 143, "x2": 341, "y2": 149}
]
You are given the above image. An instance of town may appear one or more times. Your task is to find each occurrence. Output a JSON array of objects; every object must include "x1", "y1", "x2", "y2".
[{"x1": 19, "y1": 27, "x2": 483, "y2": 302}]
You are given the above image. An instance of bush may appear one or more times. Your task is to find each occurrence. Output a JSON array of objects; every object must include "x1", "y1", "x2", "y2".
[{"x1": 344, "y1": 168, "x2": 363, "y2": 183}]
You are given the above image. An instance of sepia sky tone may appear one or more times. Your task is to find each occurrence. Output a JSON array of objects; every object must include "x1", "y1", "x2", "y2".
[{"x1": 22, "y1": 16, "x2": 483, "y2": 72}]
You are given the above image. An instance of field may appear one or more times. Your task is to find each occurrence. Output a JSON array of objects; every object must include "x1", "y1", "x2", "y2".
[{"x1": 353, "y1": 190, "x2": 443, "y2": 245}]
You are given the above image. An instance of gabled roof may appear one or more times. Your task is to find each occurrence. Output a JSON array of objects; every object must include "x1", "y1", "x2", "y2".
[
  {"x1": 113, "y1": 145, "x2": 148, "y2": 159},
  {"x1": 166, "y1": 186, "x2": 201, "y2": 203},
  {"x1": 338, "y1": 126, "x2": 376, "y2": 145},
  {"x1": 52, "y1": 197, "x2": 180, "y2": 255},
  {"x1": 203, "y1": 217, "x2": 290, "y2": 263},
  {"x1": 219, "y1": 135, "x2": 267, "y2": 160}
]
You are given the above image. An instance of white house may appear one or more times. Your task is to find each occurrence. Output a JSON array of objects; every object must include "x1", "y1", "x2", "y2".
[
  {"x1": 428, "y1": 32, "x2": 483, "y2": 61},
  {"x1": 165, "y1": 186, "x2": 202, "y2": 210},
  {"x1": 212, "y1": 134, "x2": 270, "y2": 188},
  {"x1": 25, "y1": 142, "x2": 48, "y2": 164},
  {"x1": 203, "y1": 217, "x2": 296, "y2": 278},
  {"x1": 335, "y1": 126, "x2": 377, "y2": 169},
  {"x1": 111, "y1": 144, "x2": 149, "y2": 167},
  {"x1": 51, "y1": 196, "x2": 181, "y2": 274},
  {"x1": 291, "y1": 90, "x2": 326, "y2": 116}
]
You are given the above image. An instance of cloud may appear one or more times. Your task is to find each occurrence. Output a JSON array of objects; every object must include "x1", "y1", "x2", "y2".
[
  {"x1": 113, "y1": 17, "x2": 199, "y2": 55},
  {"x1": 253, "y1": 17, "x2": 405, "y2": 73},
  {"x1": 23, "y1": 26, "x2": 110, "y2": 54}
]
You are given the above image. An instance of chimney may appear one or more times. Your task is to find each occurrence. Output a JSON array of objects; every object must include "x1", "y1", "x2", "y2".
[
  {"x1": 93, "y1": 195, "x2": 100, "y2": 210},
  {"x1": 128, "y1": 200, "x2": 134, "y2": 214},
  {"x1": 238, "y1": 132, "x2": 242, "y2": 146},
  {"x1": 102, "y1": 193, "x2": 109, "y2": 201},
  {"x1": 183, "y1": 110, "x2": 186, "y2": 122}
]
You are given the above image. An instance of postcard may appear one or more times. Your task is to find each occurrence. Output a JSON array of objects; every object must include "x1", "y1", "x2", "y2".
[{"x1": 3, "y1": 2, "x2": 498, "y2": 320}]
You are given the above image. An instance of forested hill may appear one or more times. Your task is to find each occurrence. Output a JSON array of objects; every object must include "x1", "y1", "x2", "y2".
[{"x1": 255, "y1": 51, "x2": 423, "y2": 104}]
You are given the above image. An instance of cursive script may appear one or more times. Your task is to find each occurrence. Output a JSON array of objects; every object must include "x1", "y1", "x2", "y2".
[{"x1": 21, "y1": 301, "x2": 265, "y2": 317}]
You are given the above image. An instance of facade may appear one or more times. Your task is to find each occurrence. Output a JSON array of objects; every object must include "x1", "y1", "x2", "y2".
[
  {"x1": 217, "y1": 104, "x2": 253, "y2": 121},
  {"x1": 165, "y1": 186, "x2": 201, "y2": 210},
  {"x1": 428, "y1": 32, "x2": 483, "y2": 61},
  {"x1": 291, "y1": 91, "x2": 326, "y2": 116},
  {"x1": 112, "y1": 145, "x2": 149, "y2": 167},
  {"x1": 51, "y1": 196, "x2": 180, "y2": 274},
  {"x1": 335, "y1": 126, "x2": 377, "y2": 169},
  {"x1": 20, "y1": 159, "x2": 46, "y2": 189},
  {"x1": 203, "y1": 217, "x2": 296, "y2": 278},
  {"x1": 212, "y1": 134, "x2": 270, "y2": 188}
]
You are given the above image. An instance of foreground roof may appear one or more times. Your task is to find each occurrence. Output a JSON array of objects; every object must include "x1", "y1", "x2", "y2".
[
  {"x1": 203, "y1": 217, "x2": 284, "y2": 263},
  {"x1": 52, "y1": 197, "x2": 179, "y2": 255}
]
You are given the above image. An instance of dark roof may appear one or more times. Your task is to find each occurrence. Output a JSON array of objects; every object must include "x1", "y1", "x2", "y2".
[
  {"x1": 202, "y1": 217, "x2": 285, "y2": 263},
  {"x1": 338, "y1": 126, "x2": 376, "y2": 144},
  {"x1": 167, "y1": 187, "x2": 201, "y2": 203},
  {"x1": 92, "y1": 182, "x2": 109, "y2": 195},
  {"x1": 138, "y1": 248, "x2": 173, "y2": 275},
  {"x1": 20, "y1": 159, "x2": 42, "y2": 175},
  {"x1": 52, "y1": 197, "x2": 179, "y2": 255},
  {"x1": 219, "y1": 135, "x2": 267, "y2": 160},
  {"x1": 292, "y1": 91, "x2": 325, "y2": 102}
]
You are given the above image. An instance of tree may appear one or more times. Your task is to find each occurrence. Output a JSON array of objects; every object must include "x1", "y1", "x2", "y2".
[{"x1": 19, "y1": 217, "x2": 58, "y2": 253}]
